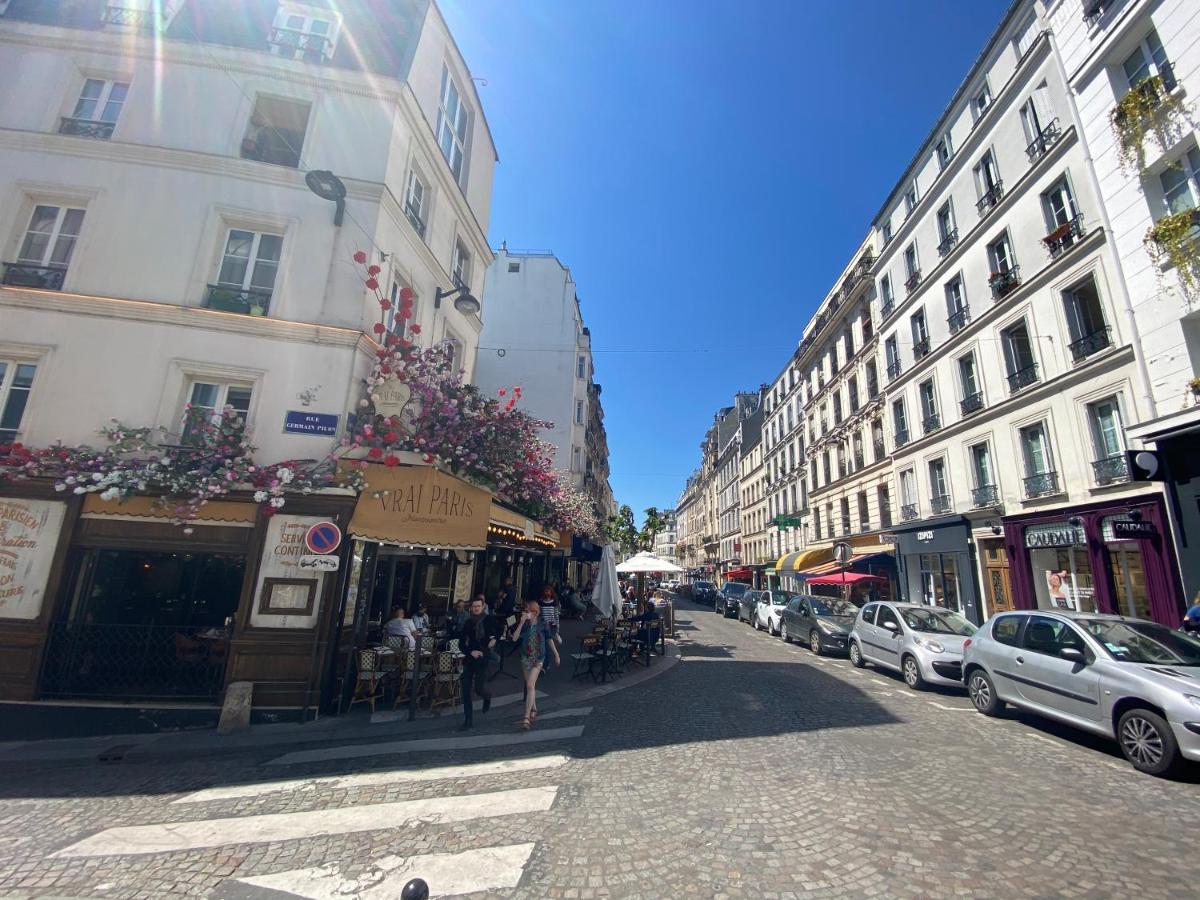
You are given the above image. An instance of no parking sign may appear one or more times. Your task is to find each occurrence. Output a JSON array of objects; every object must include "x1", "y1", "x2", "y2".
[{"x1": 304, "y1": 521, "x2": 342, "y2": 555}]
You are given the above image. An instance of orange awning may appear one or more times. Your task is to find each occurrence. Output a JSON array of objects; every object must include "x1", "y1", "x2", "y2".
[{"x1": 82, "y1": 495, "x2": 257, "y2": 523}]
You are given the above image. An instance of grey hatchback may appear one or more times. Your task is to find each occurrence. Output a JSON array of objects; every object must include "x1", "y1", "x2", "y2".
[
  {"x1": 962, "y1": 610, "x2": 1200, "y2": 776},
  {"x1": 779, "y1": 595, "x2": 858, "y2": 655}
]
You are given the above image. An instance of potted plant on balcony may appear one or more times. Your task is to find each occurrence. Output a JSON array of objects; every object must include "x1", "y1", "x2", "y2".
[
  {"x1": 1189, "y1": 376, "x2": 1200, "y2": 399},
  {"x1": 1145, "y1": 208, "x2": 1200, "y2": 294},
  {"x1": 1043, "y1": 222, "x2": 1071, "y2": 248},
  {"x1": 1110, "y1": 74, "x2": 1187, "y2": 172}
]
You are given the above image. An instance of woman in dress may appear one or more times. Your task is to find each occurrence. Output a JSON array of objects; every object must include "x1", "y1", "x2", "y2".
[{"x1": 510, "y1": 598, "x2": 560, "y2": 730}]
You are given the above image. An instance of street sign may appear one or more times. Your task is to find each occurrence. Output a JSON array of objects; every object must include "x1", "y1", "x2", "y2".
[
  {"x1": 299, "y1": 554, "x2": 340, "y2": 572},
  {"x1": 304, "y1": 521, "x2": 342, "y2": 554},
  {"x1": 833, "y1": 542, "x2": 852, "y2": 564},
  {"x1": 773, "y1": 515, "x2": 802, "y2": 529},
  {"x1": 1126, "y1": 449, "x2": 1165, "y2": 482},
  {"x1": 283, "y1": 411, "x2": 340, "y2": 436}
]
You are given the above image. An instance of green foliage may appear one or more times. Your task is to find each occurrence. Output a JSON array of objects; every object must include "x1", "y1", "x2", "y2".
[
  {"x1": 1111, "y1": 75, "x2": 1187, "y2": 173},
  {"x1": 1145, "y1": 209, "x2": 1200, "y2": 296}
]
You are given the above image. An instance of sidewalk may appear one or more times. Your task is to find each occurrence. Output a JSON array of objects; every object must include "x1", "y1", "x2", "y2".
[{"x1": 0, "y1": 613, "x2": 680, "y2": 766}]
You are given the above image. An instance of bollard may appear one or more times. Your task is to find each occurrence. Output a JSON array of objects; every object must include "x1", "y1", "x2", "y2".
[{"x1": 401, "y1": 877, "x2": 429, "y2": 900}]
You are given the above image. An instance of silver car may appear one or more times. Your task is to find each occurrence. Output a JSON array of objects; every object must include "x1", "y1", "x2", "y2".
[
  {"x1": 849, "y1": 602, "x2": 977, "y2": 689},
  {"x1": 962, "y1": 610, "x2": 1200, "y2": 776}
]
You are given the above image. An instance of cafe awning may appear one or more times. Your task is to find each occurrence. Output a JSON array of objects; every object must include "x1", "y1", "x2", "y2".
[
  {"x1": 773, "y1": 547, "x2": 834, "y2": 574},
  {"x1": 724, "y1": 566, "x2": 753, "y2": 580},
  {"x1": 82, "y1": 495, "x2": 257, "y2": 523},
  {"x1": 799, "y1": 551, "x2": 892, "y2": 579},
  {"x1": 805, "y1": 572, "x2": 887, "y2": 586},
  {"x1": 348, "y1": 463, "x2": 491, "y2": 549}
]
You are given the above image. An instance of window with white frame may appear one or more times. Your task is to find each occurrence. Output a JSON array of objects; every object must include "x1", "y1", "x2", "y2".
[
  {"x1": 437, "y1": 65, "x2": 470, "y2": 184},
  {"x1": 899, "y1": 468, "x2": 917, "y2": 507},
  {"x1": 575, "y1": 400, "x2": 584, "y2": 425},
  {"x1": 969, "y1": 442, "x2": 994, "y2": 490},
  {"x1": 971, "y1": 81, "x2": 992, "y2": 120},
  {"x1": 974, "y1": 149, "x2": 1001, "y2": 200},
  {"x1": 1122, "y1": 29, "x2": 1173, "y2": 91},
  {"x1": 945, "y1": 276, "x2": 968, "y2": 331},
  {"x1": 451, "y1": 239, "x2": 471, "y2": 289},
  {"x1": 1019, "y1": 421, "x2": 1055, "y2": 480},
  {"x1": 885, "y1": 335, "x2": 900, "y2": 377},
  {"x1": 892, "y1": 397, "x2": 909, "y2": 442},
  {"x1": 241, "y1": 95, "x2": 310, "y2": 168},
  {"x1": 212, "y1": 229, "x2": 281, "y2": 311},
  {"x1": 1062, "y1": 275, "x2": 1109, "y2": 360},
  {"x1": 577, "y1": 355, "x2": 586, "y2": 379},
  {"x1": 910, "y1": 308, "x2": 929, "y2": 357},
  {"x1": 1014, "y1": 11, "x2": 1039, "y2": 58},
  {"x1": 0, "y1": 360, "x2": 36, "y2": 444},
  {"x1": 60, "y1": 78, "x2": 129, "y2": 138},
  {"x1": 1002, "y1": 319, "x2": 1038, "y2": 389},
  {"x1": 1087, "y1": 396, "x2": 1125, "y2": 463},
  {"x1": 904, "y1": 182, "x2": 919, "y2": 216},
  {"x1": 571, "y1": 446, "x2": 581, "y2": 472},
  {"x1": 13, "y1": 205, "x2": 85, "y2": 286},
  {"x1": 1159, "y1": 147, "x2": 1200, "y2": 216},
  {"x1": 1019, "y1": 82, "x2": 1054, "y2": 145},
  {"x1": 935, "y1": 134, "x2": 953, "y2": 170},
  {"x1": 388, "y1": 279, "x2": 419, "y2": 340},
  {"x1": 988, "y1": 232, "x2": 1015, "y2": 274},
  {"x1": 881, "y1": 219, "x2": 893, "y2": 245},
  {"x1": 928, "y1": 458, "x2": 949, "y2": 503},
  {"x1": 880, "y1": 274, "x2": 894, "y2": 310},
  {"x1": 1042, "y1": 176, "x2": 1078, "y2": 229},
  {"x1": 958, "y1": 352, "x2": 981, "y2": 404},
  {"x1": 183, "y1": 381, "x2": 252, "y2": 443},
  {"x1": 403, "y1": 169, "x2": 429, "y2": 238},
  {"x1": 270, "y1": 5, "x2": 339, "y2": 62},
  {"x1": 936, "y1": 202, "x2": 956, "y2": 251},
  {"x1": 904, "y1": 243, "x2": 919, "y2": 281},
  {"x1": 919, "y1": 379, "x2": 939, "y2": 430}
]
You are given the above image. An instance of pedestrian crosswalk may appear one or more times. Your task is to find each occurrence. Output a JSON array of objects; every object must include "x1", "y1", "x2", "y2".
[{"x1": 48, "y1": 710, "x2": 594, "y2": 898}]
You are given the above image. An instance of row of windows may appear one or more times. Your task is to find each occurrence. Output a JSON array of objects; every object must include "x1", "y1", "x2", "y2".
[{"x1": 811, "y1": 484, "x2": 894, "y2": 542}]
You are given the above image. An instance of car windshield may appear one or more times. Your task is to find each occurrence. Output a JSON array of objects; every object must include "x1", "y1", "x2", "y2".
[
  {"x1": 808, "y1": 598, "x2": 857, "y2": 617},
  {"x1": 900, "y1": 608, "x2": 977, "y2": 636},
  {"x1": 773, "y1": 590, "x2": 796, "y2": 605},
  {"x1": 696, "y1": 582, "x2": 713, "y2": 590},
  {"x1": 1079, "y1": 619, "x2": 1200, "y2": 665},
  {"x1": 724, "y1": 584, "x2": 747, "y2": 596}
]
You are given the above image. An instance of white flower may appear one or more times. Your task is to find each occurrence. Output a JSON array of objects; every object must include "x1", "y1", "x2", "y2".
[
  {"x1": 54, "y1": 483, "x2": 66, "y2": 492},
  {"x1": 182, "y1": 527, "x2": 195, "y2": 536},
  {"x1": 73, "y1": 486, "x2": 86, "y2": 495},
  {"x1": 276, "y1": 467, "x2": 293, "y2": 484},
  {"x1": 92, "y1": 473, "x2": 103, "y2": 482},
  {"x1": 100, "y1": 487, "x2": 120, "y2": 501},
  {"x1": 270, "y1": 497, "x2": 286, "y2": 508},
  {"x1": 253, "y1": 490, "x2": 268, "y2": 503}
]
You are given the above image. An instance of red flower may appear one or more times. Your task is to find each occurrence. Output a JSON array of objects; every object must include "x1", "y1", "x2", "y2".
[
  {"x1": 423, "y1": 453, "x2": 434, "y2": 463},
  {"x1": 385, "y1": 334, "x2": 400, "y2": 347},
  {"x1": 385, "y1": 432, "x2": 398, "y2": 443},
  {"x1": 367, "y1": 264, "x2": 381, "y2": 276},
  {"x1": 498, "y1": 389, "x2": 506, "y2": 397},
  {"x1": 365, "y1": 277, "x2": 379, "y2": 291},
  {"x1": 353, "y1": 250, "x2": 367, "y2": 264},
  {"x1": 372, "y1": 323, "x2": 386, "y2": 334},
  {"x1": 398, "y1": 308, "x2": 412, "y2": 319},
  {"x1": 379, "y1": 299, "x2": 392, "y2": 310},
  {"x1": 384, "y1": 454, "x2": 400, "y2": 467},
  {"x1": 368, "y1": 447, "x2": 383, "y2": 459},
  {"x1": 400, "y1": 287, "x2": 413, "y2": 303},
  {"x1": 410, "y1": 324, "x2": 421, "y2": 334},
  {"x1": 380, "y1": 365, "x2": 391, "y2": 375}
]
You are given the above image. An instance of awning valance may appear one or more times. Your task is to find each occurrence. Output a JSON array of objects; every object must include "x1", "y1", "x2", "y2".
[
  {"x1": 806, "y1": 572, "x2": 887, "y2": 586},
  {"x1": 82, "y1": 495, "x2": 257, "y2": 524},
  {"x1": 724, "y1": 566, "x2": 753, "y2": 580},
  {"x1": 348, "y1": 463, "x2": 490, "y2": 549},
  {"x1": 774, "y1": 547, "x2": 835, "y2": 574},
  {"x1": 799, "y1": 550, "x2": 893, "y2": 578}
]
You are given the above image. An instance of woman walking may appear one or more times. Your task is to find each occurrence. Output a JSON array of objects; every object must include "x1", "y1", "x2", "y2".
[{"x1": 510, "y1": 598, "x2": 559, "y2": 730}]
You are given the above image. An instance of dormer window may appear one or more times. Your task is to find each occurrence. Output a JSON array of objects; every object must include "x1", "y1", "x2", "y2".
[{"x1": 270, "y1": 4, "x2": 339, "y2": 63}]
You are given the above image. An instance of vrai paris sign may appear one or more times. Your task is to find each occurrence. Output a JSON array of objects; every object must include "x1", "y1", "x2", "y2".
[
  {"x1": 348, "y1": 463, "x2": 490, "y2": 549},
  {"x1": 373, "y1": 377, "x2": 422, "y2": 434}
]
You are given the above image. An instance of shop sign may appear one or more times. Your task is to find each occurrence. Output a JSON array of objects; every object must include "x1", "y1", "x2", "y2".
[
  {"x1": 0, "y1": 498, "x2": 67, "y2": 620},
  {"x1": 373, "y1": 377, "x2": 421, "y2": 433},
  {"x1": 916, "y1": 531, "x2": 935, "y2": 542},
  {"x1": 283, "y1": 411, "x2": 340, "y2": 437},
  {"x1": 250, "y1": 515, "x2": 330, "y2": 629},
  {"x1": 299, "y1": 554, "x2": 340, "y2": 572},
  {"x1": 1112, "y1": 520, "x2": 1157, "y2": 539},
  {"x1": 349, "y1": 463, "x2": 491, "y2": 549},
  {"x1": 1024, "y1": 524, "x2": 1085, "y2": 549},
  {"x1": 453, "y1": 556, "x2": 476, "y2": 604}
]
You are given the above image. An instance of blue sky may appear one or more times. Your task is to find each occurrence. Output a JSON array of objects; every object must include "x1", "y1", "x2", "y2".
[{"x1": 439, "y1": 0, "x2": 1010, "y2": 526}]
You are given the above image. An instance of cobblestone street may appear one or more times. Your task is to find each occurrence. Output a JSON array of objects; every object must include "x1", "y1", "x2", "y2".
[{"x1": 2, "y1": 599, "x2": 1199, "y2": 899}]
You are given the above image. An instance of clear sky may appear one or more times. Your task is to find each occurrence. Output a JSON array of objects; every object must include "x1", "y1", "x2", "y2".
[{"x1": 439, "y1": 0, "x2": 1011, "y2": 527}]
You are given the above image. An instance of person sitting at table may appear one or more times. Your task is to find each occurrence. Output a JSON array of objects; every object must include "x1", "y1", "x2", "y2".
[
  {"x1": 448, "y1": 599, "x2": 469, "y2": 638},
  {"x1": 631, "y1": 599, "x2": 661, "y2": 649},
  {"x1": 411, "y1": 601, "x2": 430, "y2": 633},
  {"x1": 384, "y1": 605, "x2": 418, "y2": 650},
  {"x1": 561, "y1": 585, "x2": 586, "y2": 619}
]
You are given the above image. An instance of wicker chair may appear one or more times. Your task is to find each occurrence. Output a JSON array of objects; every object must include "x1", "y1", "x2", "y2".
[
  {"x1": 350, "y1": 648, "x2": 386, "y2": 713},
  {"x1": 429, "y1": 650, "x2": 461, "y2": 712}
]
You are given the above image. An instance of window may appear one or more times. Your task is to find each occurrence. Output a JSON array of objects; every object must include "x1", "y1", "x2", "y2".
[
  {"x1": 1021, "y1": 615, "x2": 1087, "y2": 657},
  {"x1": 885, "y1": 336, "x2": 901, "y2": 379},
  {"x1": 822, "y1": 451, "x2": 832, "y2": 485},
  {"x1": 508, "y1": 261, "x2": 520, "y2": 273},
  {"x1": 858, "y1": 491, "x2": 870, "y2": 531},
  {"x1": 852, "y1": 430, "x2": 864, "y2": 468},
  {"x1": 1122, "y1": 30, "x2": 1172, "y2": 91},
  {"x1": 1160, "y1": 147, "x2": 1200, "y2": 215},
  {"x1": 971, "y1": 81, "x2": 992, "y2": 120},
  {"x1": 945, "y1": 276, "x2": 968, "y2": 333},
  {"x1": 878, "y1": 484, "x2": 893, "y2": 528},
  {"x1": 848, "y1": 375, "x2": 860, "y2": 411},
  {"x1": 910, "y1": 309, "x2": 929, "y2": 358},
  {"x1": 866, "y1": 359, "x2": 879, "y2": 398},
  {"x1": 813, "y1": 507, "x2": 822, "y2": 540},
  {"x1": 880, "y1": 274, "x2": 895, "y2": 313},
  {"x1": 904, "y1": 244, "x2": 920, "y2": 282},
  {"x1": 992, "y1": 615, "x2": 1021, "y2": 646},
  {"x1": 575, "y1": 400, "x2": 584, "y2": 425},
  {"x1": 988, "y1": 232, "x2": 1015, "y2": 275},
  {"x1": 11, "y1": 205, "x2": 85, "y2": 289},
  {"x1": 437, "y1": 65, "x2": 470, "y2": 184},
  {"x1": 892, "y1": 398, "x2": 909, "y2": 445},
  {"x1": 0, "y1": 361, "x2": 36, "y2": 443},
  {"x1": 919, "y1": 379, "x2": 939, "y2": 432},
  {"x1": 899, "y1": 469, "x2": 917, "y2": 507},
  {"x1": 241, "y1": 96, "x2": 309, "y2": 168},
  {"x1": 970, "y1": 442, "x2": 995, "y2": 499},
  {"x1": 404, "y1": 169, "x2": 429, "y2": 239},
  {"x1": 211, "y1": 229, "x2": 281, "y2": 312},
  {"x1": 571, "y1": 446, "x2": 582, "y2": 472},
  {"x1": 1020, "y1": 421, "x2": 1057, "y2": 495},
  {"x1": 451, "y1": 239, "x2": 472, "y2": 289},
  {"x1": 270, "y1": 6, "x2": 337, "y2": 62},
  {"x1": 935, "y1": 134, "x2": 953, "y2": 170},
  {"x1": 1063, "y1": 276, "x2": 1110, "y2": 361},
  {"x1": 840, "y1": 497, "x2": 851, "y2": 535},
  {"x1": 904, "y1": 182, "x2": 919, "y2": 216},
  {"x1": 861, "y1": 604, "x2": 877, "y2": 626},
  {"x1": 1002, "y1": 319, "x2": 1038, "y2": 391},
  {"x1": 1019, "y1": 83, "x2": 1055, "y2": 148},
  {"x1": 1014, "y1": 11, "x2": 1039, "y2": 58},
  {"x1": 60, "y1": 78, "x2": 129, "y2": 138},
  {"x1": 1088, "y1": 396, "x2": 1126, "y2": 481},
  {"x1": 1043, "y1": 177, "x2": 1078, "y2": 230},
  {"x1": 958, "y1": 352, "x2": 983, "y2": 414},
  {"x1": 577, "y1": 355, "x2": 586, "y2": 379},
  {"x1": 844, "y1": 327, "x2": 855, "y2": 359},
  {"x1": 882, "y1": 220, "x2": 893, "y2": 245},
  {"x1": 928, "y1": 458, "x2": 949, "y2": 510},
  {"x1": 936, "y1": 202, "x2": 957, "y2": 255},
  {"x1": 184, "y1": 381, "x2": 252, "y2": 443},
  {"x1": 833, "y1": 393, "x2": 843, "y2": 424}
]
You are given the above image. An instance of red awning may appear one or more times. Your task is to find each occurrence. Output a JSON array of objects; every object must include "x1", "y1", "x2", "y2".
[
  {"x1": 804, "y1": 572, "x2": 887, "y2": 586},
  {"x1": 724, "y1": 567, "x2": 753, "y2": 581}
]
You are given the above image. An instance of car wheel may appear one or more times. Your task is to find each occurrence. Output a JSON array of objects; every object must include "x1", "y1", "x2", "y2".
[
  {"x1": 771, "y1": 618, "x2": 780, "y2": 637},
  {"x1": 849, "y1": 641, "x2": 865, "y2": 668},
  {"x1": 1118, "y1": 708, "x2": 1182, "y2": 777},
  {"x1": 808, "y1": 630, "x2": 823, "y2": 656},
  {"x1": 902, "y1": 655, "x2": 925, "y2": 690},
  {"x1": 780, "y1": 622, "x2": 790, "y2": 643},
  {"x1": 967, "y1": 669, "x2": 1003, "y2": 716}
]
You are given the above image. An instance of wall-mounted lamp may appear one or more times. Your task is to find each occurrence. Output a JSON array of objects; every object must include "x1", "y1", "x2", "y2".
[
  {"x1": 1068, "y1": 516, "x2": 1083, "y2": 528},
  {"x1": 304, "y1": 169, "x2": 346, "y2": 226},
  {"x1": 1127, "y1": 508, "x2": 1144, "y2": 522},
  {"x1": 989, "y1": 521, "x2": 1002, "y2": 536},
  {"x1": 434, "y1": 283, "x2": 481, "y2": 317}
]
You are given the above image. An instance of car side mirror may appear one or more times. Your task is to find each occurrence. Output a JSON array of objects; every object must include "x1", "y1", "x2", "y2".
[
  {"x1": 1060, "y1": 647, "x2": 1085, "y2": 663},
  {"x1": 882, "y1": 620, "x2": 898, "y2": 632}
]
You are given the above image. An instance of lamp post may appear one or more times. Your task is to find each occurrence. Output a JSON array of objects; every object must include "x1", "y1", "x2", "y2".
[{"x1": 434, "y1": 283, "x2": 481, "y2": 317}]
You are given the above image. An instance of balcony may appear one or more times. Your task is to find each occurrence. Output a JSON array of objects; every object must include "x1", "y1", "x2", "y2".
[
  {"x1": 269, "y1": 27, "x2": 334, "y2": 63},
  {"x1": 1043, "y1": 215, "x2": 1086, "y2": 259},
  {"x1": 1068, "y1": 326, "x2": 1111, "y2": 362},
  {"x1": 1114, "y1": 66, "x2": 1178, "y2": 130},
  {"x1": 894, "y1": 429, "x2": 910, "y2": 449},
  {"x1": 853, "y1": 450, "x2": 865, "y2": 470},
  {"x1": 1006, "y1": 363, "x2": 1039, "y2": 393},
  {"x1": 971, "y1": 484, "x2": 999, "y2": 508},
  {"x1": 1025, "y1": 118, "x2": 1063, "y2": 163},
  {"x1": 960, "y1": 391, "x2": 984, "y2": 416},
  {"x1": 887, "y1": 361, "x2": 902, "y2": 381},
  {"x1": 937, "y1": 229, "x2": 959, "y2": 258},
  {"x1": 880, "y1": 298, "x2": 896, "y2": 319},
  {"x1": 58, "y1": 117, "x2": 115, "y2": 139},
  {"x1": 922, "y1": 413, "x2": 941, "y2": 435},
  {"x1": 947, "y1": 306, "x2": 970, "y2": 334},
  {"x1": 1083, "y1": 0, "x2": 1106, "y2": 26},
  {"x1": 404, "y1": 201, "x2": 427, "y2": 239},
  {"x1": 1093, "y1": 454, "x2": 1131, "y2": 486},
  {"x1": 1024, "y1": 471, "x2": 1061, "y2": 498},
  {"x1": 2, "y1": 262, "x2": 66, "y2": 290},
  {"x1": 913, "y1": 338, "x2": 930, "y2": 360},
  {"x1": 866, "y1": 377, "x2": 879, "y2": 399},
  {"x1": 976, "y1": 181, "x2": 1004, "y2": 216},
  {"x1": 901, "y1": 503, "x2": 920, "y2": 522},
  {"x1": 989, "y1": 267, "x2": 1021, "y2": 301},
  {"x1": 873, "y1": 437, "x2": 886, "y2": 459},
  {"x1": 930, "y1": 494, "x2": 951, "y2": 515},
  {"x1": 204, "y1": 284, "x2": 272, "y2": 316},
  {"x1": 102, "y1": 5, "x2": 153, "y2": 27},
  {"x1": 904, "y1": 271, "x2": 922, "y2": 294}
]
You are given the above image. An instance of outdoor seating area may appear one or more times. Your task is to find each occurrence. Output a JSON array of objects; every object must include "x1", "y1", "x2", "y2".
[
  {"x1": 349, "y1": 633, "x2": 467, "y2": 715},
  {"x1": 571, "y1": 610, "x2": 666, "y2": 684}
]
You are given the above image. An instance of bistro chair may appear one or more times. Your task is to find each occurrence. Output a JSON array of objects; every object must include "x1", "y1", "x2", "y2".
[
  {"x1": 350, "y1": 648, "x2": 387, "y2": 714},
  {"x1": 394, "y1": 649, "x2": 432, "y2": 709},
  {"x1": 429, "y1": 651, "x2": 461, "y2": 713},
  {"x1": 571, "y1": 634, "x2": 601, "y2": 680}
]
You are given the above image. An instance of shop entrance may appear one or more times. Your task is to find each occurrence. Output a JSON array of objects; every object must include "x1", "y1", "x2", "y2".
[
  {"x1": 41, "y1": 548, "x2": 245, "y2": 701},
  {"x1": 980, "y1": 539, "x2": 1012, "y2": 616},
  {"x1": 364, "y1": 549, "x2": 455, "y2": 642}
]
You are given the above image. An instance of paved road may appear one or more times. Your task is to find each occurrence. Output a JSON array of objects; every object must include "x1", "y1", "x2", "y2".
[{"x1": 2, "y1": 600, "x2": 1198, "y2": 898}]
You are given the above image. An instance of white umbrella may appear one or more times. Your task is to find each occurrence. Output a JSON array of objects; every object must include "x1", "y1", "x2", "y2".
[
  {"x1": 592, "y1": 544, "x2": 622, "y2": 620},
  {"x1": 615, "y1": 551, "x2": 684, "y2": 574}
]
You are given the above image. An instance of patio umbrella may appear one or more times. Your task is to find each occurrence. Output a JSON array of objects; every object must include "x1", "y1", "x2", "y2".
[
  {"x1": 615, "y1": 551, "x2": 683, "y2": 604},
  {"x1": 592, "y1": 544, "x2": 622, "y2": 620}
]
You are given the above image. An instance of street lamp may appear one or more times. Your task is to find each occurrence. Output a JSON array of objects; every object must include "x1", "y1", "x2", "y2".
[{"x1": 434, "y1": 283, "x2": 481, "y2": 316}]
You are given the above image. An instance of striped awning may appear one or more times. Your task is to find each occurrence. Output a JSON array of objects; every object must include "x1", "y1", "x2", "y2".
[
  {"x1": 772, "y1": 547, "x2": 834, "y2": 574},
  {"x1": 798, "y1": 551, "x2": 893, "y2": 579}
]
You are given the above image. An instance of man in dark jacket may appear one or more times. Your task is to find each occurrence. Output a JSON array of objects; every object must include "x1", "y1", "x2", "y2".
[{"x1": 459, "y1": 595, "x2": 495, "y2": 729}]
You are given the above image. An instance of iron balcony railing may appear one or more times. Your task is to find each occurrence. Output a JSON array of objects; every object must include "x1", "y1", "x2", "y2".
[
  {"x1": 922, "y1": 413, "x2": 941, "y2": 435},
  {"x1": 1043, "y1": 215, "x2": 1086, "y2": 259},
  {"x1": 901, "y1": 503, "x2": 920, "y2": 522},
  {"x1": 948, "y1": 306, "x2": 970, "y2": 334},
  {"x1": 913, "y1": 337, "x2": 930, "y2": 360},
  {"x1": 205, "y1": 284, "x2": 272, "y2": 316},
  {"x1": 404, "y1": 201, "x2": 427, "y2": 239},
  {"x1": 960, "y1": 391, "x2": 984, "y2": 416},
  {"x1": 1083, "y1": 0, "x2": 1106, "y2": 27},
  {"x1": 976, "y1": 181, "x2": 1004, "y2": 216},
  {"x1": 937, "y1": 229, "x2": 959, "y2": 258},
  {"x1": 971, "y1": 484, "x2": 999, "y2": 508},
  {"x1": 887, "y1": 360, "x2": 902, "y2": 380},
  {"x1": 59, "y1": 117, "x2": 116, "y2": 139},
  {"x1": 873, "y1": 438, "x2": 886, "y2": 459},
  {"x1": 1093, "y1": 454, "x2": 1131, "y2": 485},
  {"x1": 894, "y1": 429, "x2": 910, "y2": 448},
  {"x1": 1025, "y1": 118, "x2": 1063, "y2": 163},
  {"x1": 1068, "y1": 325, "x2": 1111, "y2": 362},
  {"x1": 880, "y1": 298, "x2": 896, "y2": 319},
  {"x1": 1007, "y1": 363, "x2": 1039, "y2": 393},
  {"x1": 930, "y1": 494, "x2": 951, "y2": 515},
  {"x1": 102, "y1": 5, "x2": 153, "y2": 27},
  {"x1": 269, "y1": 27, "x2": 334, "y2": 63},
  {"x1": 904, "y1": 271, "x2": 922, "y2": 294},
  {"x1": 2, "y1": 262, "x2": 67, "y2": 290},
  {"x1": 989, "y1": 266, "x2": 1021, "y2": 300},
  {"x1": 867, "y1": 377, "x2": 879, "y2": 399},
  {"x1": 1024, "y1": 471, "x2": 1060, "y2": 498}
]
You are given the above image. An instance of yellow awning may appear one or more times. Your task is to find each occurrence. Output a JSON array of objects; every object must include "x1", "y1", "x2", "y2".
[
  {"x1": 82, "y1": 495, "x2": 257, "y2": 523},
  {"x1": 349, "y1": 463, "x2": 491, "y2": 549}
]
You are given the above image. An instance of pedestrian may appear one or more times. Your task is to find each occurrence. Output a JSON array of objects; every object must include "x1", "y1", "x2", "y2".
[
  {"x1": 510, "y1": 598, "x2": 559, "y2": 730},
  {"x1": 410, "y1": 601, "x2": 430, "y2": 632},
  {"x1": 1183, "y1": 591, "x2": 1200, "y2": 635},
  {"x1": 538, "y1": 584, "x2": 562, "y2": 643},
  {"x1": 458, "y1": 595, "x2": 494, "y2": 730},
  {"x1": 497, "y1": 576, "x2": 518, "y2": 620}
]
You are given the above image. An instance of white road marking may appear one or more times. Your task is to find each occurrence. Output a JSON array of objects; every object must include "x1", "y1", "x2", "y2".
[
  {"x1": 53, "y1": 786, "x2": 558, "y2": 858},
  {"x1": 227, "y1": 842, "x2": 536, "y2": 899},
  {"x1": 535, "y1": 706, "x2": 593, "y2": 722},
  {"x1": 926, "y1": 701, "x2": 971, "y2": 711},
  {"x1": 173, "y1": 755, "x2": 569, "y2": 805},
  {"x1": 370, "y1": 690, "x2": 548, "y2": 724},
  {"x1": 265, "y1": 726, "x2": 585, "y2": 767},
  {"x1": 870, "y1": 678, "x2": 890, "y2": 687}
]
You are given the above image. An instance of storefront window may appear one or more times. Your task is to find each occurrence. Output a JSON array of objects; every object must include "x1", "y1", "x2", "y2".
[
  {"x1": 1101, "y1": 517, "x2": 1151, "y2": 620},
  {"x1": 1025, "y1": 523, "x2": 1095, "y2": 613},
  {"x1": 918, "y1": 553, "x2": 961, "y2": 614}
]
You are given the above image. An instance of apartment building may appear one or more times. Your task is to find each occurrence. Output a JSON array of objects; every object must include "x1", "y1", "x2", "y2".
[
  {"x1": 762, "y1": 358, "x2": 806, "y2": 576},
  {"x1": 739, "y1": 405, "x2": 770, "y2": 586}
]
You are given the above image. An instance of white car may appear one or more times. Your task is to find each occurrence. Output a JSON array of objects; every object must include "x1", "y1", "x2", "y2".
[{"x1": 753, "y1": 589, "x2": 796, "y2": 635}]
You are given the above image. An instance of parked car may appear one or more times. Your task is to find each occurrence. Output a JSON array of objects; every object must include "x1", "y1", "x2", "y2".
[
  {"x1": 782, "y1": 595, "x2": 859, "y2": 654},
  {"x1": 664, "y1": 579, "x2": 681, "y2": 592},
  {"x1": 753, "y1": 589, "x2": 796, "y2": 635},
  {"x1": 962, "y1": 610, "x2": 1200, "y2": 776},
  {"x1": 718, "y1": 582, "x2": 750, "y2": 617},
  {"x1": 736, "y1": 589, "x2": 760, "y2": 623},
  {"x1": 849, "y1": 602, "x2": 975, "y2": 688},
  {"x1": 691, "y1": 581, "x2": 716, "y2": 605}
]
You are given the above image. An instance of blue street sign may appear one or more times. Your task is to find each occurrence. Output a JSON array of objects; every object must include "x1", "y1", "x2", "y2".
[
  {"x1": 284, "y1": 411, "x2": 340, "y2": 437},
  {"x1": 305, "y1": 521, "x2": 342, "y2": 554}
]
